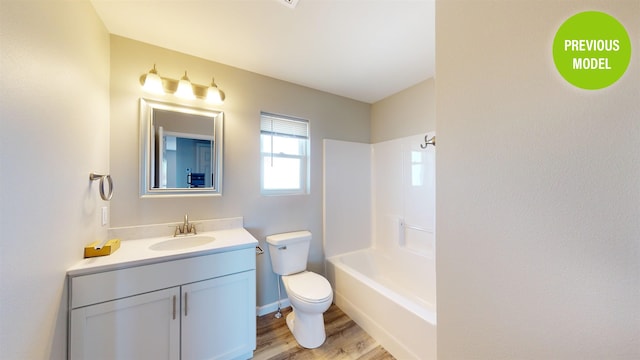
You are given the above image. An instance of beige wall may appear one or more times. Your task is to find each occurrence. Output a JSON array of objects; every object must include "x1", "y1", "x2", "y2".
[
  {"x1": 0, "y1": 1, "x2": 110, "y2": 358},
  {"x1": 371, "y1": 78, "x2": 435, "y2": 143},
  {"x1": 436, "y1": 1, "x2": 639, "y2": 359},
  {"x1": 109, "y1": 36, "x2": 371, "y2": 308}
]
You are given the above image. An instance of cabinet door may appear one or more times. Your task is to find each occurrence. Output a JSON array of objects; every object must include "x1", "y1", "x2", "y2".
[
  {"x1": 70, "y1": 287, "x2": 181, "y2": 360},
  {"x1": 181, "y1": 270, "x2": 256, "y2": 360}
]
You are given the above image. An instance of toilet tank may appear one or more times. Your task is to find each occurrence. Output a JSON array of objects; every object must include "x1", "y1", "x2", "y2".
[{"x1": 266, "y1": 231, "x2": 312, "y2": 275}]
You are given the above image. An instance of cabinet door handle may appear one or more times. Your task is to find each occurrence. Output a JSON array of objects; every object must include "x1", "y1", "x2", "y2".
[
  {"x1": 172, "y1": 295, "x2": 176, "y2": 320},
  {"x1": 184, "y1": 292, "x2": 188, "y2": 317}
]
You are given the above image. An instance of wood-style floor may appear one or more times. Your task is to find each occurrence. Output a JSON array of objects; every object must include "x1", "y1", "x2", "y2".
[{"x1": 253, "y1": 304, "x2": 395, "y2": 360}]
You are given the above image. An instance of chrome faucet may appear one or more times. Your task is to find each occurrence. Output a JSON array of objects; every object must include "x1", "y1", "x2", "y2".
[{"x1": 174, "y1": 214, "x2": 197, "y2": 236}]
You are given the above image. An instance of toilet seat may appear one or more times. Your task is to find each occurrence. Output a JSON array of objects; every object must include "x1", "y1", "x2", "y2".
[{"x1": 284, "y1": 271, "x2": 332, "y2": 303}]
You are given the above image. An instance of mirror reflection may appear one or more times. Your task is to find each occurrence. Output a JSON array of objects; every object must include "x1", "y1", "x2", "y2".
[{"x1": 140, "y1": 99, "x2": 223, "y2": 196}]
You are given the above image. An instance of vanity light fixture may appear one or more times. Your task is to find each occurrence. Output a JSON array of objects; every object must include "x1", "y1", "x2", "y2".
[{"x1": 139, "y1": 65, "x2": 226, "y2": 104}]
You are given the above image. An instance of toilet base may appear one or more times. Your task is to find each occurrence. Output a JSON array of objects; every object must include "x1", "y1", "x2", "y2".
[{"x1": 286, "y1": 309, "x2": 326, "y2": 349}]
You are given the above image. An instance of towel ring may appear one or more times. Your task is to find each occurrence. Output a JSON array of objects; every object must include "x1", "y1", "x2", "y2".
[{"x1": 90, "y1": 173, "x2": 114, "y2": 201}]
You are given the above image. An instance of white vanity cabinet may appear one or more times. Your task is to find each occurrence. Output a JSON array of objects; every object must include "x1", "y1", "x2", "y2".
[
  {"x1": 181, "y1": 271, "x2": 255, "y2": 359},
  {"x1": 70, "y1": 286, "x2": 181, "y2": 359},
  {"x1": 68, "y1": 247, "x2": 256, "y2": 360}
]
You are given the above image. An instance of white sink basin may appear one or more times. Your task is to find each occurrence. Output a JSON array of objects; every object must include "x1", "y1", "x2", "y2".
[{"x1": 150, "y1": 235, "x2": 215, "y2": 251}]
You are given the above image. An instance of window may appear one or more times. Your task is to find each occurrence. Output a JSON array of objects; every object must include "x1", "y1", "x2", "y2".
[{"x1": 260, "y1": 112, "x2": 309, "y2": 195}]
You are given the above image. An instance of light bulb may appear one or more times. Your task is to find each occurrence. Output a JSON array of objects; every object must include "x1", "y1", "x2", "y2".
[
  {"x1": 206, "y1": 78, "x2": 224, "y2": 105},
  {"x1": 175, "y1": 71, "x2": 195, "y2": 99},
  {"x1": 142, "y1": 64, "x2": 164, "y2": 94}
]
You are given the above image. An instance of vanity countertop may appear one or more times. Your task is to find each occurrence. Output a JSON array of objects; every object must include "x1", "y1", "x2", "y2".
[{"x1": 67, "y1": 227, "x2": 258, "y2": 277}]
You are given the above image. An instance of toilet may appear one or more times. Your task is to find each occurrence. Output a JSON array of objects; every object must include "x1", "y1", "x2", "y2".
[{"x1": 266, "y1": 231, "x2": 333, "y2": 349}]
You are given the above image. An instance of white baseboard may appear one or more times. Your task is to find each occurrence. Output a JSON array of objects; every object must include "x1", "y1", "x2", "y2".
[{"x1": 256, "y1": 298, "x2": 291, "y2": 316}]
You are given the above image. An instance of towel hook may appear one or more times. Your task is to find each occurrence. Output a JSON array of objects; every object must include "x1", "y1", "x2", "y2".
[
  {"x1": 420, "y1": 134, "x2": 436, "y2": 149},
  {"x1": 90, "y1": 173, "x2": 114, "y2": 201}
]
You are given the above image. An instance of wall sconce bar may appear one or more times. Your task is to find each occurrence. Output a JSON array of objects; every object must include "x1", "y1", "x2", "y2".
[{"x1": 139, "y1": 65, "x2": 226, "y2": 105}]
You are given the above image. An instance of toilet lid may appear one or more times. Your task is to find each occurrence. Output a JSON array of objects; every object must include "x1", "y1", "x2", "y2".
[{"x1": 286, "y1": 272, "x2": 332, "y2": 303}]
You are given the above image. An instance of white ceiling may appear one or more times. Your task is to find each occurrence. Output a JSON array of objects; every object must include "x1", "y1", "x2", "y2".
[{"x1": 91, "y1": 0, "x2": 435, "y2": 104}]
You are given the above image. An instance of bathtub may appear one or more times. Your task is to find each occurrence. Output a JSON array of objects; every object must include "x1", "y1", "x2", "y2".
[{"x1": 326, "y1": 248, "x2": 436, "y2": 360}]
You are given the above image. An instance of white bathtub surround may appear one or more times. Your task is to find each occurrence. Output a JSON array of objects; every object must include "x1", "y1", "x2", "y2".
[
  {"x1": 323, "y1": 135, "x2": 436, "y2": 257},
  {"x1": 323, "y1": 139, "x2": 372, "y2": 258},
  {"x1": 323, "y1": 134, "x2": 437, "y2": 359},
  {"x1": 372, "y1": 133, "x2": 436, "y2": 256}
]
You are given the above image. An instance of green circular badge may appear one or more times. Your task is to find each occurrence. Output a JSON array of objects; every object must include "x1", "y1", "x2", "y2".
[{"x1": 553, "y1": 11, "x2": 631, "y2": 90}]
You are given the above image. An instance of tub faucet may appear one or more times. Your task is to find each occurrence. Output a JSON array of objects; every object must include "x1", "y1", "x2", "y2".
[{"x1": 174, "y1": 214, "x2": 197, "y2": 236}]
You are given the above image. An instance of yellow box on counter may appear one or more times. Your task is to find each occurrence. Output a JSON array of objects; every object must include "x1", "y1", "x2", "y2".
[{"x1": 84, "y1": 239, "x2": 121, "y2": 258}]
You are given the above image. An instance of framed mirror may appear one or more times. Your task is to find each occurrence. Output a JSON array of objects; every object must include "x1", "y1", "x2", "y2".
[{"x1": 140, "y1": 98, "x2": 223, "y2": 197}]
